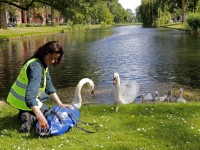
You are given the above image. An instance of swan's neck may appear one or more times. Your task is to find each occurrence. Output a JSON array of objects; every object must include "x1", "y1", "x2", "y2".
[
  {"x1": 71, "y1": 82, "x2": 84, "y2": 109},
  {"x1": 115, "y1": 77, "x2": 122, "y2": 103},
  {"x1": 179, "y1": 90, "x2": 183, "y2": 98}
]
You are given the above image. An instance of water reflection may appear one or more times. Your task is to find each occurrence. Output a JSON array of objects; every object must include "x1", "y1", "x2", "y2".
[{"x1": 1, "y1": 26, "x2": 200, "y2": 103}]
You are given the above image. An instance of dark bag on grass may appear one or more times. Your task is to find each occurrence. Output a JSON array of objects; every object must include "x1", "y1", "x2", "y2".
[{"x1": 36, "y1": 105, "x2": 98, "y2": 136}]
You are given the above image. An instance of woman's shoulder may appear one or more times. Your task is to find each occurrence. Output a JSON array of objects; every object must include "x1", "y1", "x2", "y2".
[{"x1": 28, "y1": 60, "x2": 43, "y2": 71}]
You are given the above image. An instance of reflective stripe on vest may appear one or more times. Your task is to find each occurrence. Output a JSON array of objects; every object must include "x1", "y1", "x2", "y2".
[{"x1": 7, "y1": 58, "x2": 48, "y2": 111}]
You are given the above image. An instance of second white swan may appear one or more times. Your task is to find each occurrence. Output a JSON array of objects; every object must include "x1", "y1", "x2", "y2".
[{"x1": 113, "y1": 73, "x2": 139, "y2": 104}]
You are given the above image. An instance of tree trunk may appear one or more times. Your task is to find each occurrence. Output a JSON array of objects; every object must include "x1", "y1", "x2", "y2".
[
  {"x1": 0, "y1": 2, "x2": 7, "y2": 29},
  {"x1": 194, "y1": 0, "x2": 196, "y2": 12},
  {"x1": 51, "y1": 7, "x2": 55, "y2": 27},
  {"x1": 182, "y1": 0, "x2": 185, "y2": 23}
]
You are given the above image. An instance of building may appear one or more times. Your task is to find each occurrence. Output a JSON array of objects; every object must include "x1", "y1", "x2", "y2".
[{"x1": 6, "y1": 6, "x2": 65, "y2": 25}]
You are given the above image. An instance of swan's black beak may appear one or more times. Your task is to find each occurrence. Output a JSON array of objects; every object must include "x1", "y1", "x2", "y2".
[
  {"x1": 91, "y1": 88, "x2": 95, "y2": 97},
  {"x1": 113, "y1": 77, "x2": 116, "y2": 85}
]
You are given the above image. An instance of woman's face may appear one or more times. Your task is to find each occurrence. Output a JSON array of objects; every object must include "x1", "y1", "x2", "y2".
[{"x1": 44, "y1": 52, "x2": 60, "y2": 66}]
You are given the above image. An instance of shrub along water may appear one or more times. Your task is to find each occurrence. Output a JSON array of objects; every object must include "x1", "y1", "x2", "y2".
[
  {"x1": 0, "y1": 101, "x2": 200, "y2": 149},
  {"x1": 186, "y1": 13, "x2": 200, "y2": 33}
]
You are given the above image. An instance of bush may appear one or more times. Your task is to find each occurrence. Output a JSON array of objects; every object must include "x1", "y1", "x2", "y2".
[
  {"x1": 19, "y1": 23, "x2": 25, "y2": 27},
  {"x1": 72, "y1": 24, "x2": 85, "y2": 30},
  {"x1": 184, "y1": 23, "x2": 193, "y2": 33},
  {"x1": 45, "y1": 23, "x2": 51, "y2": 26},
  {"x1": 112, "y1": 22, "x2": 116, "y2": 26},
  {"x1": 66, "y1": 25, "x2": 72, "y2": 30},
  {"x1": 100, "y1": 22, "x2": 107, "y2": 28},
  {"x1": 68, "y1": 21, "x2": 73, "y2": 26},
  {"x1": 186, "y1": 13, "x2": 200, "y2": 32},
  {"x1": 25, "y1": 24, "x2": 35, "y2": 27}
]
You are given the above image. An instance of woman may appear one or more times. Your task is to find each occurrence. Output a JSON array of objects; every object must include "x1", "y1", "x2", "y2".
[{"x1": 7, "y1": 41, "x2": 74, "y2": 133}]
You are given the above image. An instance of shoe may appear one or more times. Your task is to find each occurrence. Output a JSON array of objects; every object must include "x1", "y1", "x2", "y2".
[{"x1": 20, "y1": 112, "x2": 33, "y2": 133}]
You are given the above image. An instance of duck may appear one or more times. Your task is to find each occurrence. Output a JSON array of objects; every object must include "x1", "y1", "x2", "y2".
[
  {"x1": 177, "y1": 88, "x2": 187, "y2": 103},
  {"x1": 71, "y1": 78, "x2": 95, "y2": 109},
  {"x1": 113, "y1": 73, "x2": 139, "y2": 104},
  {"x1": 164, "y1": 90, "x2": 176, "y2": 103}
]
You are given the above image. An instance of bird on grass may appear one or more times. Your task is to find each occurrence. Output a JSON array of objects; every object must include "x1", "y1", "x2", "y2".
[{"x1": 113, "y1": 73, "x2": 139, "y2": 104}]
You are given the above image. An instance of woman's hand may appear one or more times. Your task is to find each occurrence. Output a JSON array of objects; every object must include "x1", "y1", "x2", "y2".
[
  {"x1": 31, "y1": 105, "x2": 49, "y2": 132},
  {"x1": 51, "y1": 93, "x2": 74, "y2": 110},
  {"x1": 37, "y1": 115, "x2": 48, "y2": 132},
  {"x1": 59, "y1": 103, "x2": 74, "y2": 110}
]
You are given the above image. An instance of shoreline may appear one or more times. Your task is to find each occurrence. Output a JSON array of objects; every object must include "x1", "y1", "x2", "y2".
[
  {"x1": 0, "y1": 23, "x2": 142, "y2": 42},
  {"x1": 0, "y1": 23, "x2": 186, "y2": 42}
]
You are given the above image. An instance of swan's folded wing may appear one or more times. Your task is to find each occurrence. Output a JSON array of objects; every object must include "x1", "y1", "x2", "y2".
[{"x1": 121, "y1": 80, "x2": 139, "y2": 103}]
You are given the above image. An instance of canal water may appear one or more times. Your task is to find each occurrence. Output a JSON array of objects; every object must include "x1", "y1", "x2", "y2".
[{"x1": 1, "y1": 25, "x2": 200, "y2": 104}]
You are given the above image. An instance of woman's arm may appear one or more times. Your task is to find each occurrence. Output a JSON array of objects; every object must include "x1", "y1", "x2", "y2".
[
  {"x1": 50, "y1": 93, "x2": 74, "y2": 110},
  {"x1": 31, "y1": 105, "x2": 48, "y2": 132}
]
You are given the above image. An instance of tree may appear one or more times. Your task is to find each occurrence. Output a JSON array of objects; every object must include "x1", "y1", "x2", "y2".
[
  {"x1": 182, "y1": 0, "x2": 185, "y2": 23},
  {"x1": 0, "y1": 0, "x2": 78, "y2": 28},
  {"x1": 109, "y1": 1, "x2": 124, "y2": 23},
  {"x1": 126, "y1": 9, "x2": 134, "y2": 23},
  {"x1": 0, "y1": 2, "x2": 7, "y2": 29}
]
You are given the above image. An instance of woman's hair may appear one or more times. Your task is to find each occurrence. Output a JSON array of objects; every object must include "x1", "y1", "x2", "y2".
[{"x1": 33, "y1": 41, "x2": 64, "y2": 66}]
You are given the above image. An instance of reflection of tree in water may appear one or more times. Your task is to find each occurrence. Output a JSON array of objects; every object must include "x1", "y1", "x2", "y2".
[{"x1": 171, "y1": 35, "x2": 200, "y2": 89}]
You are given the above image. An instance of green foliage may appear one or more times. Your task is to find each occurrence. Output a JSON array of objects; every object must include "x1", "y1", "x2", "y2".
[
  {"x1": 25, "y1": 24, "x2": 35, "y2": 27},
  {"x1": 197, "y1": 1, "x2": 200, "y2": 13},
  {"x1": 68, "y1": 21, "x2": 73, "y2": 26},
  {"x1": 66, "y1": 24, "x2": 72, "y2": 30},
  {"x1": 72, "y1": 24, "x2": 85, "y2": 30},
  {"x1": 60, "y1": 29, "x2": 64, "y2": 33},
  {"x1": 100, "y1": 21, "x2": 107, "y2": 28},
  {"x1": 109, "y1": 1, "x2": 124, "y2": 23},
  {"x1": 157, "y1": 10, "x2": 171, "y2": 27},
  {"x1": 19, "y1": 23, "x2": 25, "y2": 27},
  {"x1": 1, "y1": 102, "x2": 200, "y2": 149},
  {"x1": 45, "y1": 23, "x2": 51, "y2": 26},
  {"x1": 186, "y1": 13, "x2": 200, "y2": 32},
  {"x1": 35, "y1": 13, "x2": 43, "y2": 22},
  {"x1": 184, "y1": 23, "x2": 193, "y2": 33}
]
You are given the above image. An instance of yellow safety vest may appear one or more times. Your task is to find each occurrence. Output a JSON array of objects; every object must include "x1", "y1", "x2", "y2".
[{"x1": 7, "y1": 58, "x2": 48, "y2": 111}]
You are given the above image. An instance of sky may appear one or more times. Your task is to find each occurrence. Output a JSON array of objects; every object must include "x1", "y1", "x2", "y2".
[{"x1": 118, "y1": 0, "x2": 141, "y2": 14}]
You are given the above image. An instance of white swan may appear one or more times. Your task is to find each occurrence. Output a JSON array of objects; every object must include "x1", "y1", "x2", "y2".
[
  {"x1": 177, "y1": 88, "x2": 187, "y2": 103},
  {"x1": 113, "y1": 73, "x2": 139, "y2": 104},
  {"x1": 71, "y1": 78, "x2": 95, "y2": 109}
]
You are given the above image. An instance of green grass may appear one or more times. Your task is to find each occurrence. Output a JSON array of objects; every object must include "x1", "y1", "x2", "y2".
[
  {"x1": 1, "y1": 101, "x2": 200, "y2": 150},
  {"x1": 160, "y1": 22, "x2": 186, "y2": 30},
  {"x1": 0, "y1": 25, "x2": 110, "y2": 41}
]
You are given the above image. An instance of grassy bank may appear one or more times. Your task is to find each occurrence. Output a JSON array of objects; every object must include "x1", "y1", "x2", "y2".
[
  {"x1": 1, "y1": 101, "x2": 200, "y2": 150},
  {"x1": 160, "y1": 22, "x2": 186, "y2": 30},
  {"x1": 0, "y1": 23, "x2": 142, "y2": 41},
  {"x1": 0, "y1": 25, "x2": 94, "y2": 41}
]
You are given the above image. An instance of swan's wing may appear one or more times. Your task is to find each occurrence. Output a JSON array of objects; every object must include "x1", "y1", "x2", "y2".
[{"x1": 120, "y1": 80, "x2": 139, "y2": 103}]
